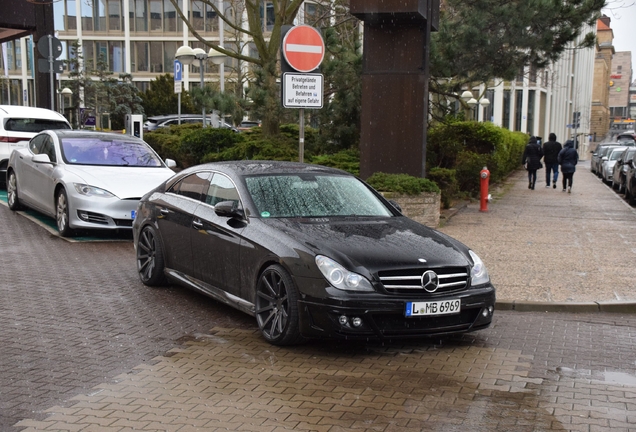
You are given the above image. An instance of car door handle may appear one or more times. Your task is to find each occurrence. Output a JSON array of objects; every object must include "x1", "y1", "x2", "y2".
[
  {"x1": 159, "y1": 208, "x2": 169, "y2": 215},
  {"x1": 192, "y1": 220, "x2": 203, "y2": 230}
]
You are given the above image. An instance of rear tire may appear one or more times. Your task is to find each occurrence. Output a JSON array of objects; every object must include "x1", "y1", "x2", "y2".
[
  {"x1": 7, "y1": 170, "x2": 23, "y2": 211},
  {"x1": 136, "y1": 225, "x2": 167, "y2": 286},
  {"x1": 56, "y1": 188, "x2": 74, "y2": 237},
  {"x1": 255, "y1": 264, "x2": 306, "y2": 346}
]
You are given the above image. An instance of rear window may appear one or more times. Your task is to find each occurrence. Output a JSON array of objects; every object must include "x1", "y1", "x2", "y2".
[{"x1": 4, "y1": 118, "x2": 70, "y2": 133}]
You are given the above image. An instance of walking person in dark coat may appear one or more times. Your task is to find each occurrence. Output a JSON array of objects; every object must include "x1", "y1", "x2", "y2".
[
  {"x1": 542, "y1": 133, "x2": 562, "y2": 188},
  {"x1": 557, "y1": 139, "x2": 579, "y2": 193},
  {"x1": 522, "y1": 136, "x2": 543, "y2": 190}
]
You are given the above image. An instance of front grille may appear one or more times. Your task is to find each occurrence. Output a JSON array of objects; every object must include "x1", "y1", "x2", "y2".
[
  {"x1": 378, "y1": 267, "x2": 469, "y2": 295},
  {"x1": 372, "y1": 308, "x2": 480, "y2": 335}
]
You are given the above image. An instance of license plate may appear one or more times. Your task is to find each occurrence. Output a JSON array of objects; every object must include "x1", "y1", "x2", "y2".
[
  {"x1": 131, "y1": 210, "x2": 136, "y2": 219},
  {"x1": 405, "y1": 299, "x2": 461, "y2": 317}
]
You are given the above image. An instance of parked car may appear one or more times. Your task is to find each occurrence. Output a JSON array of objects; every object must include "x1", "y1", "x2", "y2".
[
  {"x1": 237, "y1": 120, "x2": 261, "y2": 132},
  {"x1": 1, "y1": 105, "x2": 71, "y2": 188},
  {"x1": 611, "y1": 147, "x2": 636, "y2": 193},
  {"x1": 132, "y1": 161, "x2": 496, "y2": 346},
  {"x1": 616, "y1": 131, "x2": 636, "y2": 144},
  {"x1": 600, "y1": 146, "x2": 629, "y2": 185},
  {"x1": 591, "y1": 143, "x2": 619, "y2": 175},
  {"x1": 144, "y1": 114, "x2": 237, "y2": 132},
  {"x1": 6, "y1": 130, "x2": 176, "y2": 237}
]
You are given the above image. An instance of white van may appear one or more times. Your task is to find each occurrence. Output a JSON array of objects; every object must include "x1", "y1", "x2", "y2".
[{"x1": 1, "y1": 105, "x2": 71, "y2": 187}]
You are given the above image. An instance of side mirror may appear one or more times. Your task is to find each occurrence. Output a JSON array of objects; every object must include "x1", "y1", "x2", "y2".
[
  {"x1": 164, "y1": 158, "x2": 177, "y2": 168},
  {"x1": 32, "y1": 154, "x2": 51, "y2": 164},
  {"x1": 214, "y1": 200, "x2": 245, "y2": 219},
  {"x1": 388, "y1": 199, "x2": 402, "y2": 213}
]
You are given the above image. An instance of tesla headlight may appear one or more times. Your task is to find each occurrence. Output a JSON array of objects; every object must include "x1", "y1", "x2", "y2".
[
  {"x1": 315, "y1": 255, "x2": 374, "y2": 292},
  {"x1": 469, "y1": 250, "x2": 490, "y2": 286},
  {"x1": 74, "y1": 183, "x2": 115, "y2": 198}
]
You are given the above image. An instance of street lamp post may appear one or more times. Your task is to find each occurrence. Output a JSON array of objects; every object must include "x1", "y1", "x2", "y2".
[
  {"x1": 208, "y1": 47, "x2": 227, "y2": 128},
  {"x1": 460, "y1": 90, "x2": 477, "y2": 120},
  {"x1": 59, "y1": 87, "x2": 72, "y2": 120},
  {"x1": 479, "y1": 98, "x2": 490, "y2": 122}
]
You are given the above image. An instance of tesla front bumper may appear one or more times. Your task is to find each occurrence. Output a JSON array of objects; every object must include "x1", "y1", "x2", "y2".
[{"x1": 69, "y1": 193, "x2": 139, "y2": 230}]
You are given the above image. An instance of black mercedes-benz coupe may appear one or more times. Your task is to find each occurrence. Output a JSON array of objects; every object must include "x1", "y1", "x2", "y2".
[{"x1": 133, "y1": 161, "x2": 495, "y2": 345}]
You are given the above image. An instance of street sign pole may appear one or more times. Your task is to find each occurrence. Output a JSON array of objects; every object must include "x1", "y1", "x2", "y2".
[
  {"x1": 48, "y1": 35, "x2": 54, "y2": 110},
  {"x1": 299, "y1": 108, "x2": 305, "y2": 163}
]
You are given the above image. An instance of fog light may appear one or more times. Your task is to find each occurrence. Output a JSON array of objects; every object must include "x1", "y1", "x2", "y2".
[
  {"x1": 488, "y1": 306, "x2": 494, "y2": 314},
  {"x1": 338, "y1": 315, "x2": 348, "y2": 326},
  {"x1": 482, "y1": 309, "x2": 489, "y2": 317},
  {"x1": 78, "y1": 211, "x2": 88, "y2": 221},
  {"x1": 351, "y1": 317, "x2": 363, "y2": 327}
]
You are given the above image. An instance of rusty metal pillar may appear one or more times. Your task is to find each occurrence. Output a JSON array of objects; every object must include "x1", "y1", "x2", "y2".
[{"x1": 351, "y1": 0, "x2": 439, "y2": 179}]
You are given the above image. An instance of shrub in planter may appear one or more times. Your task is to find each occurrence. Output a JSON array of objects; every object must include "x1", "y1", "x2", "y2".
[
  {"x1": 309, "y1": 148, "x2": 360, "y2": 176},
  {"x1": 427, "y1": 167, "x2": 457, "y2": 209},
  {"x1": 366, "y1": 172, "x2": 440, "y2": 195}
]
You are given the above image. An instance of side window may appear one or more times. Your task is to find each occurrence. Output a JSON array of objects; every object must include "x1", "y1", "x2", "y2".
[
  {"x1": 204, "y1": 173, "x2": 240, "y2": 207},
  {"x1": 41, "y1": 136, "x2": 57, "y2": 163},
  {"x1": 168, "y1": 172, "x2": 210, "y2": 201},
  {"x1": 29, "y1": 135, "x2": 46, "y2": 155}
]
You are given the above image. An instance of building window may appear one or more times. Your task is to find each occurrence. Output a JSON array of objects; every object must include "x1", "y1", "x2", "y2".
[
  {"x1": 84, "y1": 41, "x2": 95, "y2": 70},
  {"x1": 150, "y1": 0, "x2": 162, "y2": 31},
  {"x1": 305, "y1": 2, "x2": 328, "y2": 28},
  {"x1": 131, "y1": 0, "x2": 149, "y2": 32},
  {"x1": 163, "y1": 0, "x2": 182, "y2": 32},
  {"x1": 108, "y1": 0, "x2": 123, "y2": 31},
  {"x1": 503, "y1": 90, "x2": 511, "y2": 129},
  {"x1": 81, "y1": 0, "x2": 93, "y2": 31},
  {"x1": 260, "y1": 1, "x2": 274, "y2": 32},
  {"x1": 163, "y1": 41, "x2": 177, "y2": 74},
  {"x1": 135, "y1": 42, "x2": 149, "y2": 71},
  {"x1": 95, "y1": 0, "x2": 107, "y2": 31},
  {"x1": 515, "y1": 89, "x2": 523, "y2": 131},
  {"x1": 529, "y1": 65, "x2": 537, "y2": 85},
  {"x1": 109, "y1": 41, "x2": 124, "y2": 72},
  {"x1": 483, "y1": 89, "x2": 494, "y2": 122},
  {"x1": 150, "y1": 41, "x2": 162, "y2": 72},
  {"x1": 516, "y1": 66, "x2": 525, "y2": 85}
]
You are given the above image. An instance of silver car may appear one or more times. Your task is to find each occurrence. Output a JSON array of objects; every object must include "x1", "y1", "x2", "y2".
[
  {"x1": 6, "y1": 130, "x2": 176, "y2": 237},
  {"x1": 600, "y1": 146, "x2": 628, "y2": 185}
]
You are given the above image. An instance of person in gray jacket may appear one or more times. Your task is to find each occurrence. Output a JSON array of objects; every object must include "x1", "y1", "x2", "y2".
[{"x1": 557, "y1": 139, "x2": 579, "y2": 193}]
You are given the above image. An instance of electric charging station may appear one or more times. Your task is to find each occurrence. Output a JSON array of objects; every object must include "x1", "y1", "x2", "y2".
[{"x1": 125, "y1": 114, "x2": 144, "y2": 139}]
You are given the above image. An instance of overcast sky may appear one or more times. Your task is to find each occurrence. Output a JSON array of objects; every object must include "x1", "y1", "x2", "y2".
[{"x1": 602, "y1": 1, "x2": 636, "y2": 76}]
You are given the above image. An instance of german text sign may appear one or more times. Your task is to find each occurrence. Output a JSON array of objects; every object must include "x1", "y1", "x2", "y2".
[
  {"x1": 283, "y1": 73, "x2": 323, "y2": 109},
  {"x1": 282, "y1": 25, "x2": 325, "y2": 73}
]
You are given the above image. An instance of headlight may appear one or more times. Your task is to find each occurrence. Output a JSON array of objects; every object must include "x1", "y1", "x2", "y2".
[
  {"x1": 74, "y1": 183, "x2": 115, "y2": 198},
  {"x1": 469, "y1": 250, "x2": 490, "y2": 286},
  {"x1": 315, "y1": 255, "x2": 374, "y2": 292}
]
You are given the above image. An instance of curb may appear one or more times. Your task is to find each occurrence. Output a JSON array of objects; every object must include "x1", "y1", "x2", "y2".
[{"x1": 496, "y1": 300, "x2": 636, "y2": 313}]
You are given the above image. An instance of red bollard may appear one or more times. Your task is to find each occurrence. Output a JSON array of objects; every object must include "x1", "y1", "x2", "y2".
[{"x1": 480, "y1": 166, "x2": 490, "y2": 212}]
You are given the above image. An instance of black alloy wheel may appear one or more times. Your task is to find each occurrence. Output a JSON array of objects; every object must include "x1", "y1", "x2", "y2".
[
  {"x1": 56, "y1": 188, "x2": 74, "y2": 237},
  {"x1": 137, "y1": 226, "x2": 166, "y2": 286},
  {"x1": 7, "y1": 171, "x2": 23, "y2": 211},
  {"x1": 255, "y1": 264, "x2": 305, "y2": 346}
]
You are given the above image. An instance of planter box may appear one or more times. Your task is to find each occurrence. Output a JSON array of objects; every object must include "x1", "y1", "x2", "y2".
[{"x1": 381, "y1": 191, "x2": 441, "y2": 227}]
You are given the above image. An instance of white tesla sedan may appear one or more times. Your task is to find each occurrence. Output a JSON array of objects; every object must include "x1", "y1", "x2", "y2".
[{"x1": 6, "y1": 130, "x2": 176, "y2": 237}]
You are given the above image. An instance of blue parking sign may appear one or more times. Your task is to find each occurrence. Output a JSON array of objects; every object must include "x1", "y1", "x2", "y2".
[{"x1": 174, "y1": 60, "x2": 182, "y2": 81}]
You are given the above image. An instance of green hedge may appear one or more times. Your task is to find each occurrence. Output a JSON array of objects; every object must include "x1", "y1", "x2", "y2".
[{"x1": 366, "y1": 172, "x2": 440, "y2": 195}]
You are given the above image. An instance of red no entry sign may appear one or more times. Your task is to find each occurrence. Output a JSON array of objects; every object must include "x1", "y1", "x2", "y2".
[{"x1": 282, "y1": 25, "x2": 325, "y2": 73}]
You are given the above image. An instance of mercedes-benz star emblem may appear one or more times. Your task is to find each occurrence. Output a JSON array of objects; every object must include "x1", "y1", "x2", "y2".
[{"x1": 421, "y1": 270, "x2": 439, "y2": 293}]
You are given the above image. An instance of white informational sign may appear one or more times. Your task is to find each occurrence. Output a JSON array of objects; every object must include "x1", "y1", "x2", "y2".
[
  {"x1": 282, "y1": 73, "x2": 323, "y2": 109},
  {"x1": 174, "y1": 81, "x2": 182, "y2": 94}
]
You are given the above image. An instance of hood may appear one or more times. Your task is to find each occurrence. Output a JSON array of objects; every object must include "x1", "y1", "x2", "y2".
[
  {"x1": 260, "y1": 216, "x2": 472, "y2": 274},
  {"x1": 64, "y1": 165, "x2": 175, "y2": 198},
  {"x1": 564, "y1": 140, "x2": 574, "y2": 148},
  {"x1": 549, "y1": 133, "x2": 557, "y2": 142}
]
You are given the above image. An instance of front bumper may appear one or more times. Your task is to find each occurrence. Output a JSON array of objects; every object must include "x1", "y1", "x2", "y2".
[
  {"x1": 68, "y1": 193, "x2": 139, "y2": 230},
  {"x1": 296, "y1": 284, "x2": 496, "y2": 341}
]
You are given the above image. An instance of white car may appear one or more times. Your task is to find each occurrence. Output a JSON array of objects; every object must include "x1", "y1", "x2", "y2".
[
  {"x1": 1, "y1": 105, "x2": 71, "y2": 187},
  {"x1": 6, "y1": 130, "x2": 176, "y2": 237}
]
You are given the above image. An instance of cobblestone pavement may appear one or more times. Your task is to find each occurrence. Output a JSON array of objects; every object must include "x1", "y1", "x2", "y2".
[{"x1": 2, "y1": 162, "x2": 636, "y2": 431}]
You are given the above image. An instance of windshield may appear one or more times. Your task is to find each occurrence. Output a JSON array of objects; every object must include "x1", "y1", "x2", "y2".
[
  {"x1": 609, "y1": 150, "x2": 625, "y2": 161},
  {"x1": 245, "y1": 174, "x2": 393, "y2": 218},
  {"x1": 60, "y1": 137, "x2": 163, "y2": 167}
]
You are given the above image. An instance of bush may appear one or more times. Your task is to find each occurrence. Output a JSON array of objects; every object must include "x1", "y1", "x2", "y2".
[
  {"x1": 366, "y1": 172, "x2": 440, "y2": 195},
  {"x1": 180, "y1": 128, "x2": 244, "y2": 166},
  {"x1": 427, "y1": 167, "x2": 458, "y2": 209},
  {"x1": 144, "y1": 132, "x2": 182, "y2": 164},
  {"x1": 309, "y1": 148, "x2": 360, "y2": 176}
]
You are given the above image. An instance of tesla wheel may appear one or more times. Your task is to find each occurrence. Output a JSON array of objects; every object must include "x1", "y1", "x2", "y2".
[
  {"x1": 255, "y1": 264, "x2": 305, "y2": 346},
  {"x1": 136, "y1": 225, "x2": 166, "y2": 286},
  {"x1": 7, "y1": 170, "x2": 23, "y2": 211},
  {"x1": 56, "y1": 188, "x2": 74, "y2": 237}
]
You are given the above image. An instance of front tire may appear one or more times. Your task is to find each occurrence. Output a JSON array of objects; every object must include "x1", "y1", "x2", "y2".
[
  {"x1": 7, "y1": 170, "x2": 23, "y2": 211},
  {"x1": 255, "y1": 264, "x2": 305, "y2": 346},
  {"x1": 56, "y1": 188, "x2": 74, "y2": 237},
  {"x1": 136, "y1": 225, "x2": 166, "y2": 286}
]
